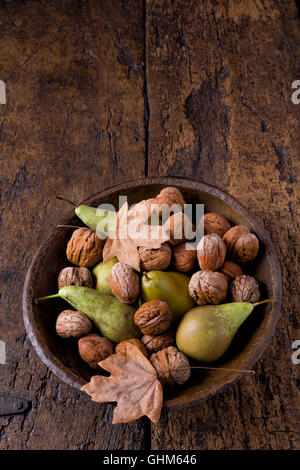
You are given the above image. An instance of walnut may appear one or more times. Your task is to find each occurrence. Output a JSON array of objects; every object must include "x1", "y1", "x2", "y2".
[
  {"x1": 142, "y1": 330, "x2": 174, "y2": 352},
  {"x1": 199, "y1": 212, "x2": 231, "y2": 237},
  {"x1": 156, "y1": 187, "x2": 185, "y2": 212},
  {"x1": 150, "y1": 346, "x2": 190, "y2": 386},
  {"x1": 109, "y1": 262, "x2": 140, "y2": 304},
  {"x1": 66, "y1": 228, "x2": 104, "y2": 268},
  {"x1": 138, "y1": 243, "x2": 171, "y2": 271},
  {"x1": 189, "y1": 270, "x2": 228, "y2": 305},
  {"x1": 197, "y1": 233, "x2": 226, "y2": 271},
  {"x1": 223, "y1": 226, "x2": 259, "y2": 263},
  {"x1": 172, "y1": 242, "x2": 197, "y2": 272},
  {"x1": 78, "y1": 334, "x2": 114, "y2": 369},
  {"x1": 115, "y1": 338, "x2": 148, "y2": 358},
  {"x1": 220, "y1": 261, "x2": 243, "y2": 281},
  {"x1": 56, "y1": 310, "x2": 92, "y2": 338},
  {"x1": 230, "y1": 275, "x2": 260, "y2": 303},
  {"x1": 164, "y1": 212, "x2": 194, "y2": 246},
  {"x1": 58, "y1": 267, "x2": 93, "y2": 289},
  {"x1": 134, "y1": 300, "x2": 172, "y2": 335}
]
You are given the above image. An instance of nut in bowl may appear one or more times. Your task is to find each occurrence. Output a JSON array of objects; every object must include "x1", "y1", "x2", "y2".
[{"x1": 23, "y1": 178, "x2": 281, "y2": 423}]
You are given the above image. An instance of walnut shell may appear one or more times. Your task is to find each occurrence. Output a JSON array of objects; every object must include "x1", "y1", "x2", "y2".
[
  {"x1": 189, "y1": 270, "x2": 228, "y2": 305},
  {"x1": 56, "y1": 310, "x2": 92, "y2": 338},
  {"x1": 115, "y1": 338, "x2": 148, "y2": 358},
  {"x1": 197, "y1": 233, "x2": 226, "y2": 271},
  {"x1": 134, "y1": 300, "x2": 172, "y2": 335},
  {"x1": 156, "y1": 187, "x2": 185, "y2": 211},
  {"x1": 164, "y1": 212, "x2": 194, "y2": 246},
  {"x1": 150, "y1": 346, "x2": 190, "y2": 386},
  {"x1": 58, "y1": 267, "x2": 93, "y2": 289},
  {"x1": 142, "y1": 330, "x2": 174, "y2": 352},
  {"x1": 220, "y1": 261, "x2": 243, "y2": 281},
  {"x1": 109, "y1": 262, "x2": 140, "y2": 304},
  {"x1": 172, "y1": 243, "x2": 197, "y2": 272},
  {"x1": 199, "y1": 212, "x2": 231, "y2": 237},
  {"x1": 223, "y1": 226, "x2": 259, "y2": 263},
  {"x1": 230, "y1": 275, "x2": 260, "y2": 303},
  {"x1": 138, "y1": 243, "x2": 171, "y2": 271},
  {"x1": 78, "y1": 334, "x2": 114, "y2": 369},
  {"x1": 66, "y1": 228, "x2": 104, "y2": 268}
]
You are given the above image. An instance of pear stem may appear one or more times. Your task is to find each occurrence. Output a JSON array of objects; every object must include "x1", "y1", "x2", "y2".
[
  {"x1": 35, "y1": 294, "x2": 60, "y2": 303},
  {"x1": 57, "y1": 224, "x2": 88, "y2": 230},
  {"x1": 189, "y1": 366, "x2": 255, "y2": 375},
  {"x1": 143, "y1": 272, "x2": 150, "y2": 281},
  {"x1": 56, "y1": 195, "x2": 77, "y2": 207},
  {"x1": 254, "y1": 298, "x2": 273, "y2": 307},
  {"x1": 57, "y1": 225, "x2": 96, "y2": 233}
]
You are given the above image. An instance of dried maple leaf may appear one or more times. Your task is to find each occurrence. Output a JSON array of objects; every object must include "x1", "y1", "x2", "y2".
[
  {"x1": 103, "y1": 200, "x2": 170, "y2": 271},
  {"x1": 81, "y1": 343, "x2": 163, "y2": 424}
]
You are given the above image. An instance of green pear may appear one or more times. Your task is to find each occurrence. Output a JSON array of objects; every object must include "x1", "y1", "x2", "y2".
[
  {"x1": 56, "y1": 196, "x2": 116, "y2": 233},
  {"x1": 75, "y1": 205, "x2": 116, "y2": 233},
  {"x1": 93, "y1": 257, "x2": 118, "y2": 294},
  {"x1": 36, "y1": 286, "x2": 139, "y2": 343},
  {"x1": 176, "y1": 299, "x2": 272, "y2": 362},
  {"x1": 141, "y1": 271, "x2": 195, "y2": 323}
]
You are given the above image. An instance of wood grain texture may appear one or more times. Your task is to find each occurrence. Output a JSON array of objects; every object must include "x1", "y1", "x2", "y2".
[
  {"x1": 0, "y1": 0, "x2": 299, "y2": 450},
  {"x1": 0, "y1": 0, "x2": 146, "y2": 450},
  {"x1": 147, "y1": 0, "x2": 300, "y2": 450}
]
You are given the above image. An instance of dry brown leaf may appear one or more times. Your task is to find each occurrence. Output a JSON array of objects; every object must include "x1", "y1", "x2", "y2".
[
  {"x1": 103, "y1": 201, "x2": 170, "y2": 271},
  {"x1": 81, "y1": 343, "x2": 163, "y2": 424},
  {"x1": 103, "y1": 236, "x2": 140, "y2": 270}
]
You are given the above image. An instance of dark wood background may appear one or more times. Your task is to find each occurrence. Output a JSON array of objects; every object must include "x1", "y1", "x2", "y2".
[{"x1": 0, "y1": 0, "x2": 299, "y2": 450}]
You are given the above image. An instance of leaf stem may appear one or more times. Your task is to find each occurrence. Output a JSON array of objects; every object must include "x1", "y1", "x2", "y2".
[{"x1": 190, "y1": 366, "x2": 255, "y2": 374}]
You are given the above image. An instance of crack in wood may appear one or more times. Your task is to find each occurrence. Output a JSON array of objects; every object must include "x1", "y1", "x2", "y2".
[{"x1": 143, "y1": 0, "x2": 149, "y2": 177}]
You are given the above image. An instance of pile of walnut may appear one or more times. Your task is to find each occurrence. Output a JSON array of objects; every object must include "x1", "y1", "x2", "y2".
[{"x1": 54, "y1": 186, "x2": 261, "y2": 388}]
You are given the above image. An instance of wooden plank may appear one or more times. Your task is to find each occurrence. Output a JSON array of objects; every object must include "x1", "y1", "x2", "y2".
[
  {"x1": 146, "y1": 0, "x2": 300, "y2": 449},
  {"x1": 0, "y1": 0, "x2": 146, "y2": 449},
  {"x1": 1, "y1": 0, "x2": 299, "y2": 450}
]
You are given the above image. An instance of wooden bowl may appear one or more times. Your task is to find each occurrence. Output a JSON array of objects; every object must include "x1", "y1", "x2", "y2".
[{"x1": 23, "y1": 177, "x2": 281, "y2": 409}]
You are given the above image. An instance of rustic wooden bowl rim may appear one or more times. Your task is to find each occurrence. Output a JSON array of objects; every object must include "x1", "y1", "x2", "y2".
[{"x1": 23, "y1": 177, "x2": 282, "y2": 409}]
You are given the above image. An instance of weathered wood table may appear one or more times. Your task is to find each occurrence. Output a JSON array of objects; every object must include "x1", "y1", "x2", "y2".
[{"x1": 0, "y1": 0, "x2": 299, "y2": 450}]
